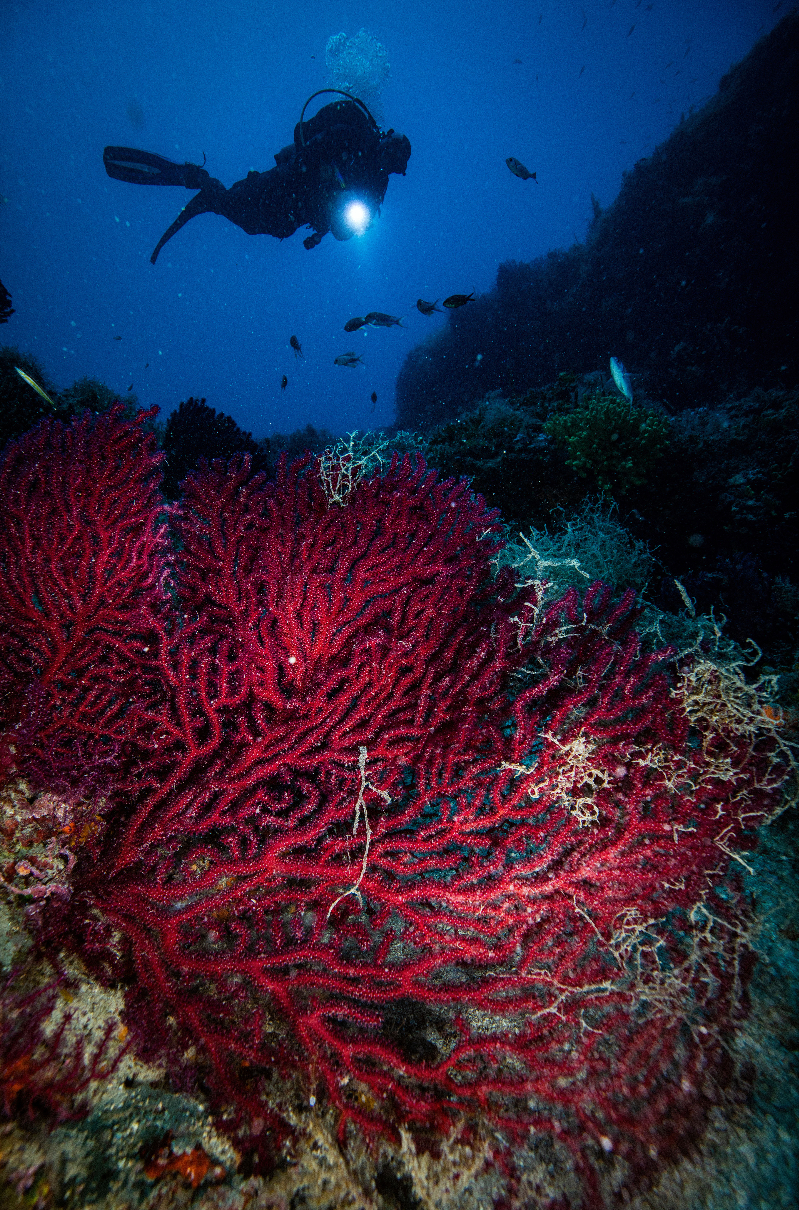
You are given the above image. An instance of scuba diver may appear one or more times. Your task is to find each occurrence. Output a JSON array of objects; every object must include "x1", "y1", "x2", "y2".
[{"x1": 103, "y1": 91, "x2": 411, "y2": 263}]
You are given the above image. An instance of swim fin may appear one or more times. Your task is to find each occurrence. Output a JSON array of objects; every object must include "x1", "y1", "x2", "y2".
[{"x1": 103, "y1": 146, "x2": 203, "y2": 187}]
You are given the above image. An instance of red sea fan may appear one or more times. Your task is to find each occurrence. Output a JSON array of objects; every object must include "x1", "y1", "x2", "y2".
[
  {"x1": 99, "y1": 580, "x2": 769, "y2": 1202},
  {"x1": 0, "y1": 410, "x2": 782, "y2": 1206},
  {"x1": 108, "y1": 448, "x2": 522, "y2": 859},
  {"x1": 0, "y1": 406, "x2": 169, "y2": 789}
]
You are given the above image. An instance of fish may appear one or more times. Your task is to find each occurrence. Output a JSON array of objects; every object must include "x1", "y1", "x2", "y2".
[
  {"x1": 281, "y1": 375, "x2": 288, "y2": 390},
  {"x1": 363, "y1": 312, "x2": 403, "y2": 327},
  {"x1": 506, "y1": 157, "x2": 536, "y2": 182},
  {"x1": 127, "y1": 384, "x2": 133, "y2": 391},
  {"x1": 334, "y1": 352, "x2": 363, "y2": 367},
  {"x1": 416, "y1": 298, "x2": 443, "y2": 315},
  {"x1": 443, "y1": 293, "x2": 474, "y2": 308},
  {"x1": 344, "y1": 317, "x2": 367, "y2": 332},
  {"x1": 290, "y1": 335, "x2": 303, "y2": 358},
  {"x1": 371, "y1": 391, "x2": 377, "y2": 403},
  {"x1": 14, "y1": 366, "x2": 56, "y2": 408},
  {"x1": 609, "y1": 357, "x2": 633, "y2": 403},
  {"x1": 113, "y1": 334, "x2": 122, "y2": 340}
]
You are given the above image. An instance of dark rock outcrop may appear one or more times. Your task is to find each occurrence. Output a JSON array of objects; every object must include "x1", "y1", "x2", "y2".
[{"x1": 395, "y1": 12, "x2": 799, "y2": 429}]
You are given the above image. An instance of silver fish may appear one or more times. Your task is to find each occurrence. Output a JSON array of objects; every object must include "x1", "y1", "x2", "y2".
[
  {"x1": 610, "y1": 357, "x2": 633, "y2": 403},
  {"x1": 15, "y1": 366, "x2": 56, "y2": 408}
]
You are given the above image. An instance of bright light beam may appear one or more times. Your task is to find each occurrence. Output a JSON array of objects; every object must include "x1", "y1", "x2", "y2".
[{"x1": 343, "y1": 199, "x2": 371, "y2": 234}]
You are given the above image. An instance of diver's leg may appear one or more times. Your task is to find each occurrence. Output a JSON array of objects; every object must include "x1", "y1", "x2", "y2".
[
  {"x1": 223, "y1": 168, "x2": 302, "y2": 238},
  {"x1": 150, "y1": 179, "x2": 228, "y2": 263},
  {"x1": 150, "y1": 165, "x2": 306, "y2": 261},
  {"x1": 181, "y1": 163, "x2": 213, "y2": 190}
]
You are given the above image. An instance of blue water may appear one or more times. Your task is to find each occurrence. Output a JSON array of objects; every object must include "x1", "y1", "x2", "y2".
[{"x1": 0, "y1": 0, "x2": 784, "y2": 440}]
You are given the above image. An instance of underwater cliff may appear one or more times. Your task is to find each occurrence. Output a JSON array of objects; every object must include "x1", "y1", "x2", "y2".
[{"x1": 395, "y1": 11, "x2": 799, "y2": 430}]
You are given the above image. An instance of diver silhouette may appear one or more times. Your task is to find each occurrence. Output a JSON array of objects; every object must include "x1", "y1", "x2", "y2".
[{"x1": 103, "y1": 92, "x2": 411, "y2": 263}]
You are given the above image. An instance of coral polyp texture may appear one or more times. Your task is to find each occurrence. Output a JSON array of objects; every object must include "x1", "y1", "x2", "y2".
[{"x1": 0, "y1": 407, "x2": 784, "y2": 1206}]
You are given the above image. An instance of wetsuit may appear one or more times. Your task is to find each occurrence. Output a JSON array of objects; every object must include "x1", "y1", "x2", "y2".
[{"x1": 103, "y1": 99, "x2": 411, "y2": 263}]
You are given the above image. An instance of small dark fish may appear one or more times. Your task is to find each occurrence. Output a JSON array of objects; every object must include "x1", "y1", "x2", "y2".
[
  {"x1": 364, "y1": 312, "x2": 403, "y2": 327},
  {"x1": 281, "y1": 375, "x2": 288, "y2": 390},
  {"x1": 443, "y1": 293, "x2": 474, "y2": 308},
  {"x1": 127, "y1": 384, "x2": 133, "y2": 391},
  {"x1": 627, "y1": 24, "x2": 635, "y2": 36},
  {"x1": 506, "y1": 157, "x2": 536, "y2": 181},
  {"x1": 513, "y1": 58, "x2": 522, "y2": 64},
  {"x1": 416, "y1": 298, "x2": 443, "y2": 315},
  {"x1": 371, "y1": 391, "x2": 377, "y2": 403},
  {"x1": 290, "y1": 335, "x2": 303, "y2": 358},
  {"x1": 344, "y1": 317, "x2": 367, "y2": 332},
  {"x1": 144, "y1": 362, "x2": 149, "y2": 368},
  {"x1": 334, "y1": 352, "x2": 363, "y2": 367},
  {"x1": 113, "y1": 334, "x2": 122, "y2": 340}
]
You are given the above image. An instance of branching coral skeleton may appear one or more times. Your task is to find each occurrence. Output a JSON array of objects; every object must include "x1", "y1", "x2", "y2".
[
  {"x1": 319, "y1": 431, "x2": 391, "y2": 506},
  {"x1": 327, "y1": 746, "x2": 391, "y2": 918}
]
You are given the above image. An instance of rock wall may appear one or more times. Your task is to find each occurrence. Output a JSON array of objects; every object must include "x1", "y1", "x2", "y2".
[{"x1": 395, "y1": 12, "x2": 799, "y2": 430}]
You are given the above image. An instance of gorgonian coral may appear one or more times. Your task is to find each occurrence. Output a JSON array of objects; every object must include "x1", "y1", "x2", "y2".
[{"x1": 0, "y1": 407, "x2": 783, "y2": 1206}]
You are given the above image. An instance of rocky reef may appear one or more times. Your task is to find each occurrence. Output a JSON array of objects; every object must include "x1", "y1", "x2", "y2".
[{"x1": 395, "y1": 11, "x2": 799, "y2": 430}]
